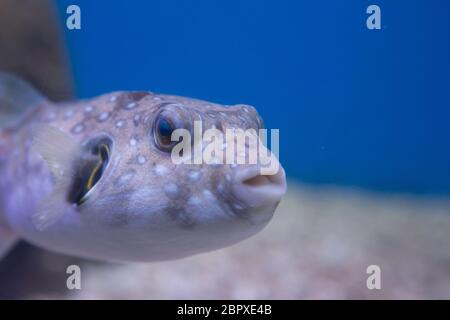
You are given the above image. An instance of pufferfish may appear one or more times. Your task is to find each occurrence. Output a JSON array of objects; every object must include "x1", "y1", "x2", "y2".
[{"x1": 0, "y1": 72, "x2": 286, "y2": 262}]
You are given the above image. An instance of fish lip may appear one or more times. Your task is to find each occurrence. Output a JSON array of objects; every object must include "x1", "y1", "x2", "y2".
[{"x1": 231, "y1": 165, "x2": 287, "y2": 209}]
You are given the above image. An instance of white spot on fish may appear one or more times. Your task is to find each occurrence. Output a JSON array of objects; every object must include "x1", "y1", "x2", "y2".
[
  {"x1": 44, "y1": 111, "x2": 56, "y2": 121},
  {"x1": 133, "y1": 114, "x2": 141, "y2": 126},
  {"x1": 64, "y1": 109, "x2": 75, "y2": 119},
  {"x1": 84, "y1": 105, "x2": 95, "y2": 113},
  {"x1": 109, "y1": 95, "x2": 118, "y2": 102},
  {"x1": 225, "y1": 173, "x2": 231, "y2": 182},
  {"x1": 71, "y1": 123, "x2": 85, "y2": 134},
  {"x1": 202, "y1": 189, "x2": 215, "y2": 199},
  {"x1": 97, "y1": 112, "x2": 110, "y2": 122},
  {"x1": 243, "y1": 107, "x2": 250, "y2": 113},
  {"x1": 137, "y1": 154, "x2": 147, "y2": 165},
  {"x1": 125, "y1": 102, "x2": 138, "y2": 110},
  {"x1": 164, "y1": 183, "x2": 180, "y2": 199},
  {"x1": 154, "y1": 164, "x2": 168, "y2": 176},
  {"x1": 188, "y1": 196, "x2": 201, "y2": 206},
  {"x1": 152, "y1": 96, "x2": 162, "y2": 101},
  {"x1": 207, "y1": 111, "x2": 217, "y2": 118},
  {"x1": 129, "y1": 187, "x2": 161, "y2": 209},
  {"x1": 188, "y1": 170, "x2": 202, "y2": 182},
  {"x1": 219, "y1": 112, "x2": 227, "y2": 117},
  {"x1": 115, "y1": 120, "x2": 125, "y2": 128},
  {"x1": 129, "y1": 138, "x2": 137, "y2": 147},
  {"x1": 117, "y1": 170, "x2": 135, "y2": 186}
]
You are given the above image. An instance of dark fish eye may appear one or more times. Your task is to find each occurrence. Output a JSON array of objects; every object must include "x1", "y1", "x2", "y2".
[
  {"x1": 158, "y1": 117, "x2": 174, "y2": 138},
  {"x1": 153, "y1": 107, "x2": 186, "y2": 152},
  {"x1": 156, "y1": 116, "x2": 175, "y2": 147}
]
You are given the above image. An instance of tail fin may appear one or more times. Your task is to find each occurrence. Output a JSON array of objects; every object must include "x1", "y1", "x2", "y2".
[{"x1": 0, "y1": 72, "x2": 45, "y2": 128}]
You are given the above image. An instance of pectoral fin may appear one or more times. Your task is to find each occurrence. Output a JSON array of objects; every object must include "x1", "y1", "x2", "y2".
[
  {"x1": 0, "y1": 72, "x2": 46, "y2": 128},
  {"x1": 31, "y1": 124, "x2": 80, "y2": 230}
]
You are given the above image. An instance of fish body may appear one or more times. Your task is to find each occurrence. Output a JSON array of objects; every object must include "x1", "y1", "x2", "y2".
[{"x1": 0, "y1": 73, "x2": 286, "y2": 262}]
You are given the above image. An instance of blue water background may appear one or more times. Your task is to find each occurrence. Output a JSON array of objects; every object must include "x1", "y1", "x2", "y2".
[{"x1": 55, "y1": 0, "x2": 450, "y2": 195}]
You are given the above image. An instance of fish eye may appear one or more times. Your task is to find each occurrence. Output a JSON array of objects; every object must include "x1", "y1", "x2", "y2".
[
  {"x1": 156, "y1": 117, "x2": 174, "y2": 145},
  {"x1": 153, "y1": 108, "x2": 185, "y2": 152}
]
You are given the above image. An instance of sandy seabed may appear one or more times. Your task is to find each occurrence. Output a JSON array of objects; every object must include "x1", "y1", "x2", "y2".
[{"x1": 1, "y1": 180, "x2": 450, "y2": 299}]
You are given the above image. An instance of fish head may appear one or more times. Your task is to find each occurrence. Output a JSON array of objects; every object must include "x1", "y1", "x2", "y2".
[{"x1": 30, "y1": 92, "x2": 287, "y2": 261}]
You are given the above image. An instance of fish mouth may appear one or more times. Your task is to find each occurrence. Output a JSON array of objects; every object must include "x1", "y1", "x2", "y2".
[
  {"x1": 231, "y1": 164, "x2": 287, "y2": 209},
  {"x1": 67, "y1": 136, "x2": 113, "y2": 205}
]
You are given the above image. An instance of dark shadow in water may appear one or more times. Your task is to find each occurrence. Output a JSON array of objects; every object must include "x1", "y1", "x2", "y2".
[
  {"x1": 0, "y1": 0, "x2": 85, "y2": 299},
  {"x1": 0, "y1": 0, "x2": 73, "y2": 101},
  {"x1": 0, "y1": 242, "x2": 99, "y2": 299}
]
